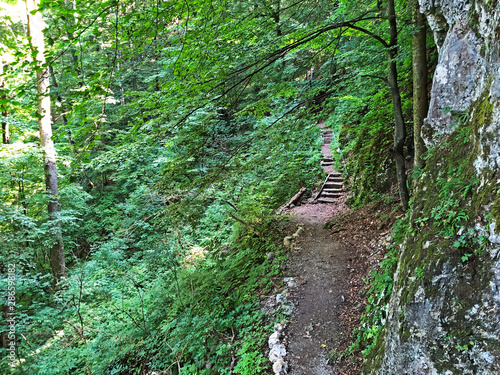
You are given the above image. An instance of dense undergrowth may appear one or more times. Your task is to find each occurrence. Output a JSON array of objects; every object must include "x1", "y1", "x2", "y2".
[{"x1": 1, "y1": 114, "x2": 323, "y2": 374}]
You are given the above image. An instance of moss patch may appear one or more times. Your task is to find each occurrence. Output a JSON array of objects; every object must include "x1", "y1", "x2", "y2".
[
  {"x1": 371, "y1": 84, "x2": 498, "y2": 372},
  {"x1": 492, "y1": 193, "x2": 500, "y2": 233},
  {"x1": 361, "y1": 326, "x2": 387, "y2": 374}
]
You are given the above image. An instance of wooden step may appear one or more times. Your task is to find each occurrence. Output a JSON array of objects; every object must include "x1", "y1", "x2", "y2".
[
  {"x1": 317, "y1": 197, "x2": 338, "y2": 204},
  {"x1": 323, "y1": 187, "x2": 343, "y2": 193},
  {"x1": 324, "y1": 183, "x2": 342, "y2": 190},
  {"x1": 326, "y1": 176, "x2": 343, "y2": 182},
  {"x1": 327, "y1": 176, "x2": 343, "y2": 181},
  {"x1": 321, "y1": 162, "x2": 334, "y2": 166},
  {"x1": 322, "y1": 187, "x2": 342, "y2": 193}
]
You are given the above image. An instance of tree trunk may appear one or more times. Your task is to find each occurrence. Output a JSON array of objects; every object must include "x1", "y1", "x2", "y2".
[
  {"x1": 49, "y1": 65, "x2": 75, "y2": 145},
  {"x1": 387, "y1": 0, "x2": 409, "y2": 211},
  {"x1": 1, "y1": 62, "x2": 9, "y2": 144},
  {"x1": 26, "y1": 0, "x2": 66, "y2": 281},
  {"x1": 412, "y1": 0, "x2": 428, "y2": 167}
]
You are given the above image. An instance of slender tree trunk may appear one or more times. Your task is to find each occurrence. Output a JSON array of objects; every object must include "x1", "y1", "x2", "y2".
[
  {"x1": 273, "y1": 0, "x2": 282, "y2": 37},
  {"x1": 49, "y1": 65, "x2": 75, "y2": 145},
  {"x1": 26, "y1": 0, "x2": 66, "y2": 281},
  {"x1": 387, "y1": 0, "x2": 409, "y2": 211},
  {"x1": 1, "y1": 62, "x2": 9, "y2": 144},
  {"x1": 412, "y1": 0, "x2": 428, "y2": 167}
]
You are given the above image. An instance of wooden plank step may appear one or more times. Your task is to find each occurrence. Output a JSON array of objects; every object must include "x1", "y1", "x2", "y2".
[
  {"x1": 323, "y1": 180, "x2": 342, "y2": 189},
  {"x1": 317, "y1": 197, "x2": 338, "y2": 204},
  {"x1": 321, "y1": 162, "x2": 334, "y2": 166},
  {"x1": 322, "y1": 187, "x2": 342, "y2": 192},
  {"x1": 324, "y1": 186, "x2": 342, "y2": 191},
  {"x1": 327, "y1": 176, "x2": 343, "y2": 181},
  {"x1": 323, "y1": 187, "x2": 342, "y2": 193},
  {"x1": 321, "y1": 194, "x2": 342, "y2": 200}
]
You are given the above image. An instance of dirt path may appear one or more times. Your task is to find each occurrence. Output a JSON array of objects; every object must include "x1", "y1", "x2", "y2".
[
  {"x1": 277, "y1": 189, "x2": 401, "y2": 374},
  {"x1": 277, "y1": 123, "x2": 359, "y2": 375},
  {"x1": 279, "y1": 120, "x2": 353, "y2": 374},
  {"x1": 270, "y1": 123, "x2": 400, "y2": 375},
  {"x1": 282, "y1": 200, "x2": 350, "y2": 375}
]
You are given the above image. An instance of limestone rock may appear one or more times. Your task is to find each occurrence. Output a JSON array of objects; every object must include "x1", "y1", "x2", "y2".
[
  {"x1": 272, "y1": 357, "x2": 288, "y2": 374},
  {"x1": 366, "y1": 2, "x2": 500, "y2": 374},
  {"x1": 269, "y1": 344, "x2": 287, "y2": 362}
]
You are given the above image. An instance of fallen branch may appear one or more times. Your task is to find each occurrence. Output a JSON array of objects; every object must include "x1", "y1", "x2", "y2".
[{"x1": 280, "y1": 187, "x2": 307, "y2": 211}]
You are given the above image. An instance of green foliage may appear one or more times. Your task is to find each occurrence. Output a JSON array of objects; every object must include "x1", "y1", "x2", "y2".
[
  {"x1": 350, "y1": 216, "x2": 407, "y2": 357},
  {"x1": 328, "y1": 81, "x2": 411, "y2": 208}
]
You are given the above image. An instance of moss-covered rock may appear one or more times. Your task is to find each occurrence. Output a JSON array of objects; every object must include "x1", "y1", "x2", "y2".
[{"x1": 364, "y1": 1, "x2": 500, "y2": 373}]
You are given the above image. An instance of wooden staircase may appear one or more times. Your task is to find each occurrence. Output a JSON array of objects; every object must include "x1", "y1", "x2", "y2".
[
  {"x1": 321, "y1": 156, "x2": 334, "y2": 167},
  {"x1": 321, "y1": 128, "x2": 333, "y2": 144},
  {"x1": 314, "y1": 172, "x2": 343, "y2": 203},
  {"x1": 315, "y1": 126, "x2": 344, "y2": 203}
]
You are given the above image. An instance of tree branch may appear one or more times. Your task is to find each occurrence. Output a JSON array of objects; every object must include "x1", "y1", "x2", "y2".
[
  {"x1": 361, "y1": 74, "x2": 389, "y2": 85},
  {"x1": 344, "y1": 23, "x2": 389, "y2": 48}
]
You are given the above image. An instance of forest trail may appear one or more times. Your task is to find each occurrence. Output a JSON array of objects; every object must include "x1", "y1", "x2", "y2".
[
  {"x1": 279, "y1": 123, "x2": 362, "y2": 374},
  {"x1": 282, "y1": 202, "x2": 351, "y2": 375}
]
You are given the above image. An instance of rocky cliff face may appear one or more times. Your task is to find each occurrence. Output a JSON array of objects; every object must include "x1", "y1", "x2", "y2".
[{"x1": 366, "y1": 1, "x2": 500, "y2": 373}]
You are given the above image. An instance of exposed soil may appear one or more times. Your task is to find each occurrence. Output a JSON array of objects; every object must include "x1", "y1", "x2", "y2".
[
  {"x1": 282, "y1": 197, "x2": 350, "y2": 375},
  {"x1": 275, "y1": 122, "x2": 402, "y2": 374},
  {"x1": 280, "y1": 195, "x2": 400, "y2": 375}
]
